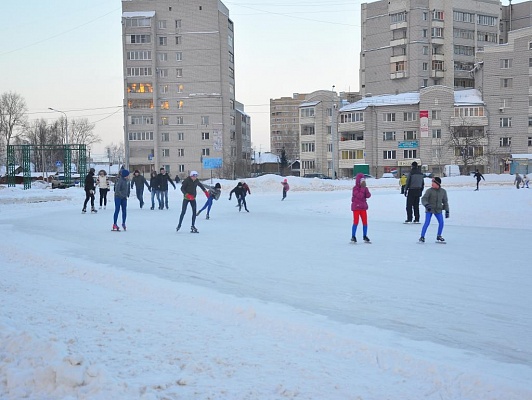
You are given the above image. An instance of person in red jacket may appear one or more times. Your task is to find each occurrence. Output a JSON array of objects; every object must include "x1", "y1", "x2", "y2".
[
  {"x1": 281, "y1": 178, "x2": 290, "y2": 200},
  {"x1": 351, "y1": 173, "x2": 371, "y2": 243},
  {"x1": 176, "y1": 171, "x2": 208, "y2": 233}
]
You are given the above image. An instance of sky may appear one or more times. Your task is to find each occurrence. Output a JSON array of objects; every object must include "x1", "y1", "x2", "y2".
[
  {"x1": 0, "y1": 0, "x2": 361, "y2": 158},
  {"x1": 1, "y1": 173, "x2": 531, "y2": 399}
]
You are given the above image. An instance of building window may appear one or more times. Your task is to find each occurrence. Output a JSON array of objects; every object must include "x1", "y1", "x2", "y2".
[
  {"x1": 162, "y1": 149, "x2": 170, "y2": 157},
  {"x1": 432, "y1": 129, "x2": 441, "y2": 138},
  {"x1": 129, "y1": 34, "x2": 151, "y2": 44},
  {"x1": 176, "y1": 52, "x2": 182, "y2": 61},
  {"x1": 128, "y1": 99, "x2": 153, "y2": 109},
  {"x1": 383, "y1": 150, "x2": 397, "y2": 160},
  {"x1": 432, "y1": 60, "x2": 444, "y2": 71},
  {"x1": 161, "y1": 132, "x2": 169, "y2": 142},
  {"x1": 422, "y1": 62, "x2": 428, "y2": 71},
  {"x1": 432, "y1": 148, "x2": 442, "y2": 158},
  {"x1": 404, "y1": 149, "x2": 417, "y2": 159},
  {"x1": 422, "y1": 29, "x2": 428, "y2": 38},
  {"x1": 175, "y1": 19, "x2": 182, "y2": 28},
  {"x1": 340, "y1": 112, "x2": 364, "y2": 123},
  {"x1": 160, "y1": 101, "x2": 169, "y2": 110},
  {"x1": 127, "y1": 50, "x2": 151, "y2": 60},
  {"x1": 178, "y1": 164, "x2": 185, "y2": 173},
  {"x1": 431, "y1": 27, "x2": 444, "y2": 38},
  {"x1": 177, "y1": 132, "x2": 184, "y2": 141},
  {"x1": 383, "y1": 113, "x2": 396, "y2": 122},
  {"x1": 160, "y1": 117, "x2": 169, "y2": 125},
  {"x1": 453, "y1": 11, "x2": 474, "y2": 23},
  {"x1": 382, "y1": 131, "x2": 396, "y2": 141},
  {"x1": 202, "y1": 148, "x2": 210, "y2": 156},
  {"x1": 499, "y1": 137, "x2": 511, "y2": 147},
  {"x1": 454, "y1": 28, "x2": 474, "y2": 40},
  {"x1": 454, "y1": 45, "x2": 475, "y2": 56},
  {"x1": 422, "y1": 79, "x2": 428, "y2": 87},
  {"x1": 453, "y1": 107, "x2": 485, "y2": 117},
  {"x1": 157, "y1": 69, "x2": 168, "y2": 78},
  {"x1": 341, "y1": 150, "x2": 364, "y2": 159},
  {"x1": 477, "y1": 14, "x2": 497, "y2": 26},
  {"x1": 300, "y1": 108, "x2": 315, "y2": 118},
  {"x1": 528, "y1": 136, "x2": 532, "y2": 146},
  {"x1": 422, "y1": 12, "x2": 428, "y2": 21},
  {"x1": 478, "y1": 31, "x2": 497, "y2": 42},
  {"x1": 201, "y1": 116, "x2": 209, "y2": 125},
  {"x1": 176, "y1": 116, "x2": 184, "y2": 125},
  {"x1": 301, "y1": 142, "x2": 315, "y2": 152},
  {"x1": 394, "y1": 61, "x2": 405, "y2": 72},
  {"x1": 404, "y1": 112, "x2": 417, "y2": 121},
  {"x1": 126, "y1": 67, "x2": 152, "y2": 77},
  {"x1": 130, "y1": 115, "x2": 153, "y2": 125},
  {"x1": 500, "y1": 59, "x2": 512, "y2": 69},
  {"x1": 422, "y1": 46, "x2": 429, "y2": 55},
  {"x1": 202, "y1": 132, "x2": 210, "y2": 140},
  {"x1": 500, "y1": 99, "x2": 512, "y2": 109},
  {"x1": 175, "y1": 36, "x2": 182, "y2": 45},
  {"x1": 431, "y1": 110, "x2": 441, "y2": 120},
  {"x1": 177, "y1": 84, "x2": 184, "y2": 93},
  {"x1": 177, "y1": 101, "x2": 184, "y2": 109},
  {"x1": 500, "y1": 117, "x2": 512, "y2": 128},
  {"x1": 157, "y1": 52, "x2": 167, "y2": 62},
  {"x1": 404, "y1": 130, "x2": 417, "y2": 140},
  {"x1": 178, "y1": 148, "x2": 185, "y2": 157},
  {"x1": 159, "y1": 85, "x2": 168, "y2": 94},
  {"x1": 159, "y1": 37, "x2": 167, "y2": 46},
  {"x1": 125, "y1": 18, "x2": 151, "y2": 28},
  {"x1": 528, "y1": 117, "x2": 532, "y2": 127},
  {"x1": 390, "y1": 12, "x2": 406, "y2": 23},
  {"x1": 302, "y1": 160, "x2": 315, "y2": 170},
  {"x1": 301, "y1": 125, "x2": 315, "y2": 135},
  {"x1": 127, "y1": 83, "x2": 153, "y2": 93},
  {"x1": 176, "y1": 68, "x2": 183, "y2": 78},
  {"x1": 128, "y1": 131, "x2": 154, "y2": 141},
  {"x1": 432, "y1": 10, "x2": 444, "y2": 20}
]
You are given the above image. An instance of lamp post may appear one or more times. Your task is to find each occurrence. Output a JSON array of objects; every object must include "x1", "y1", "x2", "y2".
[{"x1": 48, "y1": 107, "x2": 68, "y2": 145}]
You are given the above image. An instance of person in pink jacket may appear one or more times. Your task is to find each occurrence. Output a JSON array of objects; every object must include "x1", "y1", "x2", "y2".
[
  {"x1": 281, "y1": 178, "x2": 290, "y2": 200},
  {"x1": 351, "y1": 173, "x2": 371, "y2": 243}
]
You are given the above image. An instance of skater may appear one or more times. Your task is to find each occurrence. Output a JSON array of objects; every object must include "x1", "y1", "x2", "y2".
[
  {"x1": 281, "y1": 178, "x2": 290, "y2": 200},
  {"x1": 473, "y1": 169, "x2": 485, "y2": 191},
  {"x1": 148, "y1": 170, "x2": 161, "y2": 210},
  {"x1": 157, "y1": 167, "x2": 176, "y2": 209},
  {"x1": 419, "y1": 177, "x2": 449, "y2": 243},
  {"x1": 82, "y1": 168, "x2": 97, "y2": 213},
  {"x1": 399, "y1": 173, "x2": 407, "y2": 194},
  {"x1": 113, "y1": 169, "x2": 130, "y2": 231},
  {"x1": 174, "y1": 174, "x2": 181, "y2": 184},
  {"x1": 523, "y1": 175, "x2": 530, "y2": 188},
  {"x1": 176, "y1": 171, "x2": 209, "y2": 232},
  {"x1": 514, "y1": 173, "x2": 523, "y2": 189},
  {"x1": 96, "y1": 170, "x2": 110, "y2": 209},
  {"x1": 130, "y1": 170, "x2": 150, "y2": 208},
  {"x1": 229, "y1": 182, "x2": 249, "y2": 212},
  {"x1": 404, "y1": 161, "x2": 424, "y2": 223},
  {"x1": 350, "y1": 173, "x2": 371, "y2": 243},
  {"x1": 197, "y1": 183, "x2": 222, "y2": 219},
  {"x1": 241, "y1": 181, "x2": 251, "y2": 211}
]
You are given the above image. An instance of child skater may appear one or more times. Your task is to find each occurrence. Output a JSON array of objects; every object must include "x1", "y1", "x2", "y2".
[
  {"x1": 351, "y1": 173, "x2": 371, "y2": 243},
  {"x1": 419, "y1": 177, "x2": 449, "y2": 243},
  {"x1": 281, "y1": 178, "x2": 289, "y2": 200},
  {"x1": 196, "y1": 183, "x2": 222, "y2": 219}
]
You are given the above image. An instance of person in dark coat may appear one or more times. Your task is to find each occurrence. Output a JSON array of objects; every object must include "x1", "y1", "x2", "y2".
[
  {"x1": 130, "y1": 170, "x2": 150, "y2": 208},
  {"x1": 404, "y1": 161, "x2": 424, "y2": 223},
  {"x1": 176, "y1": 171, "x2": 209, "y2": 232},
  {"x1": 149, "y1": 170, "x2": 161, "y2": 210},
  {"x1": 229, "y1": 182, "x2": 249, "y2": 212},
  {"x1": 473, "y1": 169, "x2": 485, "y2": 191},
  {"x1": 157, "y1": 167, "x2": 176, "y2": 209},
  {"x1": 113, "y1": 169, "x2": 130, "y2": 231},
  {"x1": 82, "y1": 167, "x2": 97, "y2": 213}
]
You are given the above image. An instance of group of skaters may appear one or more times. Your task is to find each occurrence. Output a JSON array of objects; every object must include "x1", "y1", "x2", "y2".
[
  {"x1": 351, "y1": 161, "x2": 449, "y2": 244},
  {"x1": 81, "y1": 167, "x2": 257, "y2": 233},
  {"x1": 514, "y1": 173, "x2": 530, "y2": 189}
]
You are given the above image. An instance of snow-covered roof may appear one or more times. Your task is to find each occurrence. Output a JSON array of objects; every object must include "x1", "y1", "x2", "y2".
[
  {"x1": 339, "y1": 92, "x2": 420, "y2": 112},
  {"x1": 122, "y1": 11, "x2": 155, "y2": 18},
  {"x1": 511, "y1": 154, "x2": 532, "y2": 159},
  {"x1": 300, "y1": 101, "x2": 320, "y2": 108},
  {"x1": 453, "y1": 89, "x2": 484, "y2": 106},
  {"x1": 253, "y1": 152, "x2": 280, "y2": 164}
]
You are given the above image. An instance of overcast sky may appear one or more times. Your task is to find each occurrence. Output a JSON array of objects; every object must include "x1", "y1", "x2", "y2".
[{"x1": 0, "y1": 0, "x2": 514, "y2": 157}]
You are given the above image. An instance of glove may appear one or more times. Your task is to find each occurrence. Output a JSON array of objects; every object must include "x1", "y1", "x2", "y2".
[
  {"x1": 204, "y1": 191, "x2": 210, "y2": 198},
  {"x1": 445, "y1": 211, "x2": 449, "y2": 219},
  {"x1": 404, "y1": 191, "x2": 408, "y2": 197},
  {"x1": 89, "y1": 190, "x2": 94, "y2": 195},
  {"x1": 425, "y1": 205, "x2": 432, "y2": 213},
  {"x1": 185, "y1": 193, "x2": 195, "y2": 201}
]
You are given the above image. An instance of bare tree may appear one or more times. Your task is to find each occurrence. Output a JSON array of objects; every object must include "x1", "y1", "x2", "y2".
[
  {"x1": 105, "y1": 142, "x2": 125, "y2": 166},
  {"x1": 69, "y1": 118, "x2": 101, "y2": 147},
  {"x1": 446, "y1": 118, "x2": 487, "y2": 174},
  {"x1": 0, "y1": 92, "x2": 28, "y2": 166}
]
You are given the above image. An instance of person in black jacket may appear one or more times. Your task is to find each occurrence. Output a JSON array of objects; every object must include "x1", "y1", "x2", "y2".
[
  {"x1": 473, "y1": 169, "x2": 485, "y2": 191},
  {"x1": 82, "y1": 168, "x2": 97, "y2": 213},
  {"x1": 176, "y1": 171, "x2": 208, "y2": 232},
  {"x1": 149, "y1": 170, "x2": 161, "y2": 210},
  {"x1": 130, "y1": 170, "x2": 150, "y2": 208},
  {"x1": 157, "y1": 167, "x2": 176, "y2": 209},
  {"x1": 229, "y1": 182, "x2": 249, "y2": 212},
  {"x1": 404, "y1": 161, "x2": 424, "y2": 223}
]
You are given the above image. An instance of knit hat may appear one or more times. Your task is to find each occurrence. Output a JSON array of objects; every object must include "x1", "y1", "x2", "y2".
[
  {"x1": 190, "y1": 170, "x2": 198, "y2": 177},
  {"x1": 134, "y1": 169, "x2": 140, "y2": 174},
  {"x1": 121, "y1": 169, "x2": 130, "y2": 178},
  {"x1": 433, "y1": 177, "x2": 441, "y2": 187},
  {"x1": 283, "y1": 178, "x2": 287, "y2": 183},
  {"x1": 411, "y1": 161, "x2": 418, "y2": 167},
  {"x1": 214, "y1": 183, "x2": 221, "y2": 188},
  {"x1": 89, "y1": 167, "x2": 95, "y2": 174}
]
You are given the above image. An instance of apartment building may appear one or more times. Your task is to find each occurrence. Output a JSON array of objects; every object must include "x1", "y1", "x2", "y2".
[
  {"x1": 337, "y1": 87, "x2": 488, "y2": 178},
  {"x1": 360, "y1": 0, "x2": 500, "y2": 96},
  {"x1": 122, "y1": 0, "x2": 245, "y2": 180},
  {"x1": 234, "y1": 101, "x2": 252, "y2": 178},
  {"x1": 475, "y1": 26, "x2": 532, "y2": 173}
]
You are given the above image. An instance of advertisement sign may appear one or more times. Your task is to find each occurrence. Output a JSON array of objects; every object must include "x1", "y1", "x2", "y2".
[
  {"x1": 398, "y1": 141, "x2": 419, "y2": 149},
  {"x1": 420, "y1": 110, "x2": 429, "y2": 138},
  {"x1": 202, "y1": 157, "x2": 223, "y2": 169}
]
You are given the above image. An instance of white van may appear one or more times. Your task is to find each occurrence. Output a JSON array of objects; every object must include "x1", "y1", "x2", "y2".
[{"x1": 443, "y1": 165, "x2": 460, "y2": 177}]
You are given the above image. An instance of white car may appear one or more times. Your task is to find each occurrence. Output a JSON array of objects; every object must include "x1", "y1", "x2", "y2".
[{"x1": 380, "y1": 173, "x2": 397, "y2": 178}]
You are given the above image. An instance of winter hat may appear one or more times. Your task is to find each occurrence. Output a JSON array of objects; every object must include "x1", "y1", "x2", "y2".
[
  {"x1": 433, "y1": 177, "x2": 441, "y2": 187},
  {"x1": 214, "y1": 183, "x2": 221, "y2": 188},
  {"x1": 411, "y1": 161, "x2": 418, "y2": 167},
  {"x1": 190, "y1": 170, "x2": 198, "y2": 177},
  {"x1": 283, "y1": 178, "x2": 288, "y2": 183},
  {"x1": 89, "y1": 167, "x2": 95, "y2": 174},
  {"x1": 134, "y1": 169, "x2": 140, "y2": 174},
  {"x1": 121, "y1": 169, "x2": 130, "y2": 178}
]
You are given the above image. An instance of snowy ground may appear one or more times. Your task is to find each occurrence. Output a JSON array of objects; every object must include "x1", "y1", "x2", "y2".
[{"x1": 1, "y1": 174, "x2": 531, "y2": 400}]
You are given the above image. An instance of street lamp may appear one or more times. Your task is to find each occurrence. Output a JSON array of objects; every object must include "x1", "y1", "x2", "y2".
[{"x1": 48, "y1": 107, "x2": 68, "y2": 145}]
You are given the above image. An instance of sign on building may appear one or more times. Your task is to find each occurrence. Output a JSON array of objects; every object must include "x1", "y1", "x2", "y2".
[{"x1": 420, "y1": 110, "x2": 429, "y2": 138}]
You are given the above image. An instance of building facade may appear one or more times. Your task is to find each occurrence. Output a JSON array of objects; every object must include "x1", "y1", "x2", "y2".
[
  {"x1": 337, "y1": 87, "x2": 488, "y2": 178},
  {"x1": 475, "y1": 26, "x2": 532, "y2": 173},
  {"x1": 360, "y1": 0, "x2": 500, "y2": 96},
  {"x1": 122, "y1": 0, "x2": 245, "y2": 180}
]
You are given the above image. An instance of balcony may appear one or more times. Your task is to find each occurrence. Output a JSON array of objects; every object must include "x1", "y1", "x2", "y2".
[
  {"x1": 339, "y1": 139, "x2": 365, "y2": 151},
  {"x1": 390, "y1": 38, "x2": 407, "y2": 47},
  {"x1": 450, "y1": 116, "x2": 488, "y2": 126},
  {"x1": 430, "y1": 70, "x2": 445, "y2": 78},
  {"x1": 391, "y1": 71, "x2": 408, "y2": 79}
]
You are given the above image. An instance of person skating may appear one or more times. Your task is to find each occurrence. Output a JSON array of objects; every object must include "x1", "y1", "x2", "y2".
[
  {"x1": 229, "y1": 182, "x2": 249, "y2": 212},
  {"x1": 523, "y1": 175, "x2": 530, "y2": 189},
  {"x1": 82, "y1": 168, "x2": 97, "y2": 213},
  {"x1": 350, "y1": 173, "x2": 371, "y2": 243},
  {"x1": 157, "y1": 167, "x2": 176, "y2": 209},
  {"x1": 113, "y1": 169, "x2": 130, "y2": 231},
  {"x1": 130, "y1": 170, "x2": 150, "y2": 208},
  {"x1": 419, "y1": 177, "x2": 449, "y2": 243},
  {"x1": 473, "y1": 169, "x2": 485, "y2": 191},
  {"x1": 96, "y1": 170, "x2": 110, "y2": 209},
  {"x1": 197, "y1": 183, "x2": 222, "y2": 219},
  {"x1": 281, "y1": 178, "x2": 290, "y2": 200},
  {"x1": 399, "y1": 173, "x2": 407, "y2": 195},
  {"x1": 404, "y1": 161, "x2": 424, "y2": 223},
  {"x1": 176, "y1": 171, "x2": 209, "y2": 232},
  {"x1": 148, "y1": 170, "x2": 161, "y2": 210},
  {"x1": 514, "y1": 173, "x2": 523, "y2": 189}
]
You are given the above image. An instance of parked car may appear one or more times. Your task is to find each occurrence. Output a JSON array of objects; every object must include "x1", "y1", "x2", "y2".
[
  {"x1": 380, "y1": 173, "x2": 397, "y2": 178},
  {"x1": 363, "y1": 174, "x2": 375, "y2": 179},
  {"x1": 303, "y1": 173, "x2": 332, "y2": 179},
  {"x1": 423, "y1": 172, "x2": 433, "y2": 178}
]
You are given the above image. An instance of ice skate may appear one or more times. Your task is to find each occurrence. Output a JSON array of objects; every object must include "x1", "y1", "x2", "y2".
[
  {"x1": 436, "y1": 235, "x2": 446, "y2": 244},
  {"x1": 418, "y1": 236, "x2": 425, "y2": 243},
  {"x1": 363, "y1": 235, "x2": 371, "y2": 244},
  {"x1": 190, "y1": 226, "x2": 199, "y2": 233},
  {"x1": 112, "y1": 224, "x2": 120, "y2": 232}
]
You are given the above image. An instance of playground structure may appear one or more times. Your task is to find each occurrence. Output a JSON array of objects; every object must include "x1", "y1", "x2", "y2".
[{"x1": 6, "y1": 144, "x2": 88, "y2": 189}]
